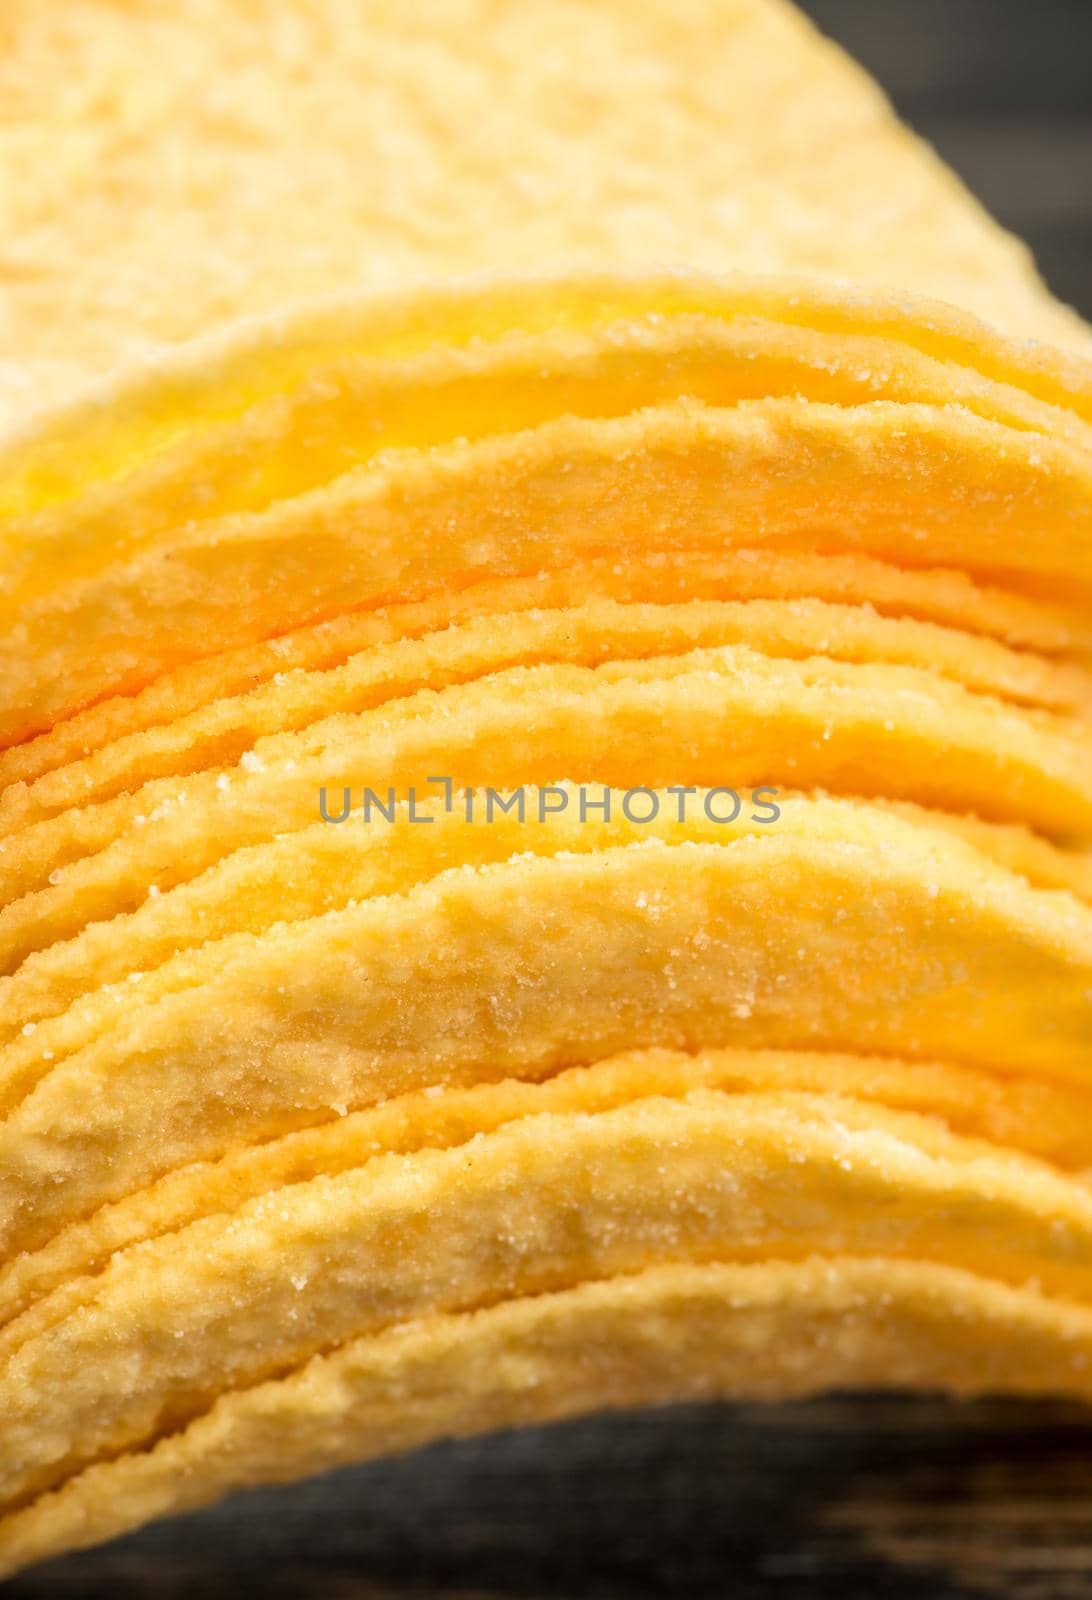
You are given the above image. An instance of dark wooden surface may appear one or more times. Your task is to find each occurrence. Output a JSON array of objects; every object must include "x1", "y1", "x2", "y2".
[
  {"x1": 8, "y1": 4, "x2": 1092, "y2": 1596},
  {"x1": 13, "y1": 1397, "x2": 1092, "y2": 1599}
]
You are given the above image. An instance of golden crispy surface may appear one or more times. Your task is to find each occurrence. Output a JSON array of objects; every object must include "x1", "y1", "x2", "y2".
[
  {"x1": 1, "y1": 0, "x2": 1087, "y2": 431},
  {"x1": 0, "y1": 0, "x2": 1090, "y2": 1578}
]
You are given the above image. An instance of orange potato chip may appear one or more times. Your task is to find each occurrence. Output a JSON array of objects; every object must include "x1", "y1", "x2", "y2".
[
  {"x1": 5, "y1": 398, "x2": 1090, "y2": 745},
  {"x1": 6, "y1": 547, "x2": 1088, "y2": 796}
]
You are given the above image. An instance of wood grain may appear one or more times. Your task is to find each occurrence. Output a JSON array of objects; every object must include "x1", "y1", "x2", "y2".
[{"x1": 10, "y1": 1397, "x2": 1092, "y2": 1598}]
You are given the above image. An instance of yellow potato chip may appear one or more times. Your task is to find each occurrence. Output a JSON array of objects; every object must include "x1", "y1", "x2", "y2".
[
  {"x1": 1, "y1": 817, "x2": 1089, "y2": 1264},
  {"x1": 4, "y1": 645, "x2": 1090, "y2": 973},
  {"x1": 1, "y1": 0, "x2": 1086, "y2": 442},
  {"x1": 2, "y1": 789, "x2": 1090, "y2": 1078},
  {"x1": 2, "y1": 596, "x2": 1087, "y2": 842},
  {"x1": 0, "y1": 0, "x2": 1091, "y2": 1575},
  {"x1": 2, "y1": 1256, "x2": 1089, "y2": 1580},
  {"x1": 8, "y1": 1092, "x2": 1092, "y2": 1510},
  {"x1": 5, "y1": 1045, "x2": 1092, "y2": 1352}
]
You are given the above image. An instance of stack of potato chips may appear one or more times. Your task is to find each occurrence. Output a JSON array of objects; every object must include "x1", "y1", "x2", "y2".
[{"x1": 0, "y1": 0, "x2": 1089, "y2": 1573}]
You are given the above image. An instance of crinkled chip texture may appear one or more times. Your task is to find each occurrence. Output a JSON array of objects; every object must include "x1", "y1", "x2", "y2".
[{"x1": 0, "y1": 0, "x2": 1091, "y2": 1580}]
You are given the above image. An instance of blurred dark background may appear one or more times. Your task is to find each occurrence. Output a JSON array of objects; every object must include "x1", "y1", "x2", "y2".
[
  {"x1": 8, "y1": 7, "x2": 1092, "y2": 1599},
  {"x1": 798, "y1": 0, "x2": 1092, "y2": 319}
]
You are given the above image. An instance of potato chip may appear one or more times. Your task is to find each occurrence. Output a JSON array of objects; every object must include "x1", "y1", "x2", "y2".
[
  {"x1": 3, "y1": 596, "x2": 1088, "y2": 843},
  {"x1": 1, "y1": 817, "x2": 1090, "y2": 1264},
  {"x1": 1, "y1": 0, "x2": 1086, "y2": 440},
  {"x1": 2, "y1": 1256, "x2": 1089, "y2": 1580},
  {"x1": 5, "y1": 1045, "x2": 1092, "y2": 1350},
  {"x1": 2, "y1": 789, "x2": 1088, "y2": 1079},
  {"x1": 4, "y1": 645, "x2": 1090, "y2": 976},
  {"x1": 1, "y1": 0, "x2": 1091, "y2": 1573},
  {"x1": 5, "y1": 292, "x2": 1089, "y2": 600},
  {"x1": 8, "y1": 1092, "x2": 1092, "y2": 1509},
  {"x1": 5, "y1": 398, "x2": 1090, "y2": 744},
  {"x1": 6, "y1": 547, "x2": 1089, "y2": 797},
  {"x1": 4, "y1": 271, "x2": 1090, "y2": 535}
]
